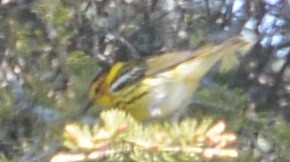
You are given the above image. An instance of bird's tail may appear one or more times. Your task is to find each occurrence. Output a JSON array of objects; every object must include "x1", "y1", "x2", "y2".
[{"x1": 178, "y1": 35, "x2": 256, "y2": 82}]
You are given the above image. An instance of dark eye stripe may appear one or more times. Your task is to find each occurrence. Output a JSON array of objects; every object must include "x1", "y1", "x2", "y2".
[
  {"x1": 94, "y1": 78, "x2": 105, "y2": 93},
  {"x1": 90, "y1": 67, "x2": 109, "y2": 94}
]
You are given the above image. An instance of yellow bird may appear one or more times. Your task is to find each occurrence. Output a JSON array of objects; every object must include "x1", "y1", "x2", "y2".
[{"x1": 87, "y1": 36, "x2": 254, "y2": 121}]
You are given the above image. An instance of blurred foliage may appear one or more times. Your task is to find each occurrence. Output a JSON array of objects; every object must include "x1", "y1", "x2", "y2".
[
  {"x1": 51, "y1": 110, "x2": 238, "y2": 162},
  {"x1": 0, "y1": 0, "x2": 290, "y2": 162}
]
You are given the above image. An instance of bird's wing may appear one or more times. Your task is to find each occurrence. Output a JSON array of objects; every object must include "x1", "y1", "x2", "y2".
[
  {"x1": 145, "y1": 36, "x2": 254, "y2": 76},
  {"x1": 144, "y1": 50, "x2": 201, "y2": 77}
]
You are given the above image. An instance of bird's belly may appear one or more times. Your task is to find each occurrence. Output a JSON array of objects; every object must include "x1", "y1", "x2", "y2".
[
  {"x1": 153, "y1": 85, "x2": 194, "y2": 118},
  {"x1": 145, "y1": 71, "x2": 196, "y2": 119}
]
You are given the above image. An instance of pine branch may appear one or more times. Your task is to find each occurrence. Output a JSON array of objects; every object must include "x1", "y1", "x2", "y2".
[{"x1": 50, "y1": 110, "x2": 238, "y2": 162}]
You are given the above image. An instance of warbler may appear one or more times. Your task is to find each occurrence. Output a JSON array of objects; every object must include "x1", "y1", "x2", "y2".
[{"x1": 86, "y1": 36, "x2": 254, "y2": 121}]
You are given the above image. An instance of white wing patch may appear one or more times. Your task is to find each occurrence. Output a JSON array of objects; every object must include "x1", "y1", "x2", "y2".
[{"x1": 110, "y1": 66, "x2": 143, "y2": 92}]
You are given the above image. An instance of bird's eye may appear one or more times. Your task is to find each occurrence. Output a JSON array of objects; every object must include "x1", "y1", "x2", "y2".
[
  {"x1": 92, "y1": 79, "x2": 103, "y2": 94},
  {"x1": 94, "y1": 83, "x2": 100, "y2": 93},
  {"x1": 91, "y1": 67, "x2": 109, "y2": 94}
]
